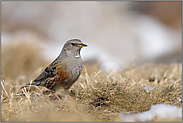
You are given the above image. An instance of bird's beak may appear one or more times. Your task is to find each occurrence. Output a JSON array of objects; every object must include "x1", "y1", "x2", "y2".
[{"x1": 78, "y1": 43, "x2": 87, "y2": 47}]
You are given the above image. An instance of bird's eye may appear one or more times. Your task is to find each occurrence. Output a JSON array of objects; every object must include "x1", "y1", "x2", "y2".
[{"x1": 71, "y1": 43, "x2": 76, "y2": 46}]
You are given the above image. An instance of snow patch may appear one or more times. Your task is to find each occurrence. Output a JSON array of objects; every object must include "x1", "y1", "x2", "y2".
[{"x1": 119, "y1": 104, "x2": 182, "y2": 122}]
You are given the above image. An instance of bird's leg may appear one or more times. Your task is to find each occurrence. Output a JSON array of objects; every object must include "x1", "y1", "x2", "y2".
[
  {"x1": 53, "y1": 93, "x2": 62, "y2": 101},
  {"x1": 66, "y1": 94, "x2": 74, "y2": 100},
  {"x1": 51, "y1": 91, "x2": 62, "y2": 101}
]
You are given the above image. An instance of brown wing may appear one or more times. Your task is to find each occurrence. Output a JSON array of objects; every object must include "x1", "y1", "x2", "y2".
[
  {"x1": 33, "y1": 66, "x2": 57, "y2": 82},
  {"x1": 21, "y1": 66, "x2": 58, "y2": 88},
  {"x1": 35, "y1": 58, "x2": 63, "y2": 82},
  {"x1": 43, "y1": 63, "x2": 71, "y2": 90}
]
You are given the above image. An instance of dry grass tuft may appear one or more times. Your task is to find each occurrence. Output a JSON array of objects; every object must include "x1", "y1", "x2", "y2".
[
  {"x1": 1, "y1": 41, "x2": 182, "y2": 122},
  {"x1": 2, "y1": 39, "x2": 49, "y2": 92}
]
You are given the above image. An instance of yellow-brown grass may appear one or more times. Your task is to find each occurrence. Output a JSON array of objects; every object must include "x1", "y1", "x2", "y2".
[{"x1": 1, "y1": 41, "x2": 182, "y2": 122}]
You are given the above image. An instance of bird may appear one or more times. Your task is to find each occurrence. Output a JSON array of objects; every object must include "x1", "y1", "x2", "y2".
[{"x1": 21, "y1": 39, "x2": 87, "y2": 99}]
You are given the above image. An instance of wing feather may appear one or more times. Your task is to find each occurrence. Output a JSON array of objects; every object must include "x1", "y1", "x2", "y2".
[{"x1": 33, "y1": 66, "x2": 57, "y2": 82}]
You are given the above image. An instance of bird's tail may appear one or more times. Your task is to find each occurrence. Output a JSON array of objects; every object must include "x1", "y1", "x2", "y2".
[{"x1": 20, "y1": 81, "x2": 41, "y2": 89}]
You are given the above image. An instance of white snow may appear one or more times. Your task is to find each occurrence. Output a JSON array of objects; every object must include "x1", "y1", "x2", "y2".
[{"x1": 119, "y1": 104, "x2": 182, "y2": 122}]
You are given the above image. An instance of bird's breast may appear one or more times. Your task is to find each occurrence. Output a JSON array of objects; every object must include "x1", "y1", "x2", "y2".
[{"x1": 66, "y1": 58, "x2": 83, "y2": 85}]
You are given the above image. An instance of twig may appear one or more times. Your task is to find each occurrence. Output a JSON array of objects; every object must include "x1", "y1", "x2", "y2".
[
  {"x1": 21, "y1": 87, "x2": 31, "y2": 103},
  {"x1": 1, "y1": 80, "x2": 9, "y2": 97}
]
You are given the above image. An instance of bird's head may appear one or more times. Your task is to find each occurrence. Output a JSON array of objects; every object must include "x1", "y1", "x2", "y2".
[{"x1": 63, "y1": 39, "x2": 87, "y2": 58}]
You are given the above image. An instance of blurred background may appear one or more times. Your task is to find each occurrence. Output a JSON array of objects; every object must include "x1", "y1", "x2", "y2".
[{"x1": 1, "y1": 1, "x2": 182, "y2": 75}]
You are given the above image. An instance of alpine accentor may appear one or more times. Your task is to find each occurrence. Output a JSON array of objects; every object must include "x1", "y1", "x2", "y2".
[{"x1": 21, "y1": 39, "x2": 87, "y2": 94}]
